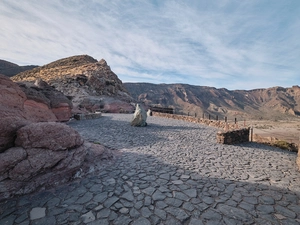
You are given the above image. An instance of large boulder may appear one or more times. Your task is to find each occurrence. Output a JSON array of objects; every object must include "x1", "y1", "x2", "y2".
[
  {"x1": 15, "y1": 122, "x2": 83, "y2": 150},
  {"x1": 0, "y1": 75, "x2": 29, "y2": 152},
  {"x1": 0, "y1": 122, "x2": 87, "y2": 200},
  {"x1": 131, "y1": 104, "x2": 147, "y2": 127}
]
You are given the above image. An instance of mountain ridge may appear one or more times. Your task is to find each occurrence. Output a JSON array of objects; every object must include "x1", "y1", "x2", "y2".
[
  {"x1": 0, "y1": 59, "x2": 38, "y2": 77},
  {"x1": 124, "y1": 82, "x2": 300, "y2": 120}
]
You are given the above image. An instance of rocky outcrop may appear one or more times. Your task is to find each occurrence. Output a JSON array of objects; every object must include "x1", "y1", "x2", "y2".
[
  {"x1": 0, "y1": 122, "x2": 87, "y2": 201},
  {"x1": 0, "y1": 75, "x2": 29, "y2": 152},
  {"x1": 0, "y1": 75, "x2": 90, "y2": 201},
  {"x1": 12, "y1": 55, "x2": 134, "y2": 114},
  {"x1": 17, "y1": 80, "x2": 72, "y2": 122},
  {"x1": 131, "y1": 104, "x2": 147, "y2": 127}
]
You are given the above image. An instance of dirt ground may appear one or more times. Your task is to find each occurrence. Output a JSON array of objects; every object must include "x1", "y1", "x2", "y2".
[{"x1": 248, "y1": 119, "x2": 300, "y2": 145}]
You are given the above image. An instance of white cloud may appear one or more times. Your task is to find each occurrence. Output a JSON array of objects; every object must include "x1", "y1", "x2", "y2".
[{"x1": 0, "y1": 0, "x2": 299, "y2": 90}]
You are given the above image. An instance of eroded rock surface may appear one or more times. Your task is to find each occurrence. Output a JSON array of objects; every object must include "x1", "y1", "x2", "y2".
[
  {"x1": 12, "y1": 55, "x2": 134, "y2": 114},
  {"x1": 0, "y1": 122, "x2": 87, "y2": 200}
]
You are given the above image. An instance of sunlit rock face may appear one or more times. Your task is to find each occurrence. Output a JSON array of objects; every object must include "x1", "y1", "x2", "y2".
[{"x1": 12, "y1": 55, "x2": 134, "y2": 114}]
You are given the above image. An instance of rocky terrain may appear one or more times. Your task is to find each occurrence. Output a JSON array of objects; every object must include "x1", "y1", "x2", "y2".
[
  {"x1": 0, "y1": 74, "x2": 111, "y2": 201},
  {"x1": 12, "y1": 55, "x2": 134, "y2": 114},
  {"x1": 0, "y1": 59, "x2": 38, "y2": 77},
  {"x1": 124, "y1": 83, "x2": 300, "y2": 120}
]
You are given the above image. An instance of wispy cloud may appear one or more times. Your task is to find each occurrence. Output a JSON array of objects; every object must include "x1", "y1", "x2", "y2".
[{"x1": 0, "y1": 0, "x2": 299, "y2": 90}]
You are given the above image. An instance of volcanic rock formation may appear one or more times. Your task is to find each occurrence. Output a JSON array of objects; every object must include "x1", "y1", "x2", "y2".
[
  {"x1": 12, "y1": 55, "x2": 134, "y2": 114},
  {"x1": 0, "y1": 75, "x2": 88, "y2": 200}
]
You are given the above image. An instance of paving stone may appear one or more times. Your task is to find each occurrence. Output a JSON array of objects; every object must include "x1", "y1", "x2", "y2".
[
  {"x1": 142, "y1": 187, "x2": 156, "y2": 196},
  {"x1": 119, "y1": 207, "x2": 129, "y2": 214},
  {"x1": 132, "y1": 217, "x2": 151, "y2": 225},
  {"x1": 275, "y1": 205, "x2": 297, "y2": 219},
  {"x1": 165, "y1": 197, "x2": 183, "y2": 207},
  {"x1": 81, "y1": 211, "x2": 95, "y2": 224},
  {"x1": 218, "y1": 204, "x2": 253, "y2": 223},
  {"x1": 156, "y1": 201, "x2": 168, "y2": 209},
  {"x1": 76, "y1": 192, "x2": 93, "y2": 204},
  {"x1": 93, "y1": 192, "x2": 108, "y2": 203},
  {"x1": 113, "y1": 215, "x2": 132, "y2": 225},
  {"x1": 141, "y1": 207, "x2": 152, "y2": 218},
  {"x1": 154, "y1": 208, "x2": 167, "y2": 220},
  {"x1": 159, "y1": 173, "x2": 170, "y2": 180},
  {"x1": 0, "y1": 215, "x2": 16, "y2": 225},
  {"x1": 144, "y1": 196, "x2": 152, "y2": 206},
  {"x1": 87, "y1": 219, "x2": 109, "y2": 225},
  {"x1": 130, "y1": 208, "x2": 141, "y2": 218},
  {"x1": 172, "y1": 180, "x2": 184, "y2": 185},
  {"x1": 150, "y1": 215, "x2": 161, "y2": 225},
  {"x1": 31, "y1": 216, "x2": 56, "y2": 225},
  {"x1": 257, "y1": 204, "x2": 275, "y2": 214},
  {"x1": 173, "y1": 191, "x2": 189, "y2": 201},
  {"x1": 30, "y1": 207, "x2": 46, "y2": 220},
  {"x1": 96, "y1": 208, "x2": 111, "y2": 218},
  {"x1": 121, "y1": 190, "x2": 134, "y2": 201},
  {"x1": 259, "y1": 196, "x2": 275, "y2": 205},
  {"x1": 165, "y1": 206, "x2": 190, "y2": 222},
  {"x1": 152, "y1": 190, "x2": 166, "y2": 201},
  {"x1": 135, "y1": 200, "x2": 144, "y2": 209},
  {"x1": 103, "y1": 196, "x2": 119, "y2": 208},
  {"x1": 183, "y1": 189, "x2": 197, "y2": 198},
  {"x1": 183, "y1": 202, "x2": 195, "y2": 211},
  {"x1": 189, "y1": 218, "x2": 204, "y2": 225}
]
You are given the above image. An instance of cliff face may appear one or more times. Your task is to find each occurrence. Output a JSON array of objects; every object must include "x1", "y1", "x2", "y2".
[
  {"x1": 12, "y1": 55, "x2": 134, "y2": 113},
  {"x1": 124, "y1": 83, "x2": 300, "y2": 120},
  {"x1": 0, "y1": 59, "x2": 38, "y2": 77}
]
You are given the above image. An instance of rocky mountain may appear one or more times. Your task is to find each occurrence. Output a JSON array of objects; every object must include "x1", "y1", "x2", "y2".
[
  {"x1": 0, "y1": 59, "x2": 38, "y2": 77},
  {"x1": 12, "y1": 55, "x2": 134, "y2": 113},
  {"x1": 124, "y1": 83, "x2": 300, "y2": 120}
]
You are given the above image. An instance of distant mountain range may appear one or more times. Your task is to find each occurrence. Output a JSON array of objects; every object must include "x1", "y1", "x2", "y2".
[
  {"x1": 0, "y1": 59, "x2": 38, "y2": 77},
  {"x1": 1, "y1": 56, "x2": 299, "y2": 119},
  {"x1": 124, "y1": 83, "x2": 300, "y2": 120}
]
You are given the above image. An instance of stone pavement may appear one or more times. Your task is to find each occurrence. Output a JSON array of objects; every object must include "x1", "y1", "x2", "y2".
[{"x1": 1, "y1": 113, "x2": 300, "y2": 225}]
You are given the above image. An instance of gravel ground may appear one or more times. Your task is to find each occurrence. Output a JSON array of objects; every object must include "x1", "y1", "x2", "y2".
[{"x1": 1, "y1": 113, "x2": 300, "y2": 225}]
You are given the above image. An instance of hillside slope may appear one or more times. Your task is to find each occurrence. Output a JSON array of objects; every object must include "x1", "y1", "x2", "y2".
[
  {"x1": 0, "y1": 59, "x2": 38, "y2": 77},
  {"x1": 12, "y1": 55, "x2": 134, "y2": 113},
  {"x1": 124, "y1": 83, "x2": 300, "y2": 120}
]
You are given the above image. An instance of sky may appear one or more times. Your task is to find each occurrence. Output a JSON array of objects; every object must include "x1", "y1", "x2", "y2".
[{"x1": 0, "y1": 0, "x2": 299, "y2": 90}]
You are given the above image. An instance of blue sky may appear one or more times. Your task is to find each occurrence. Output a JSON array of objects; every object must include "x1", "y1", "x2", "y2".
[{"x1": 0, "y1": 0, "x2": 299, "y2": 90}]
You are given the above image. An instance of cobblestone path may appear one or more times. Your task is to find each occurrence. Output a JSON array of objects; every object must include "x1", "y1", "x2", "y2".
[{"x1": 1, "y1": 114, "x2": 300, "y2": 225}]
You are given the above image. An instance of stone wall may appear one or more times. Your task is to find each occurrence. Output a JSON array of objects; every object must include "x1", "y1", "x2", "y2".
[
  {"x1": 74, "y1": 112, "x2": 102, "y2": 120},
  {"x1": 217, "y1": 128, "x2": 250, "y2": 144},
  {"x1": 152, "y1": 112, "x2": 250, "y2": 145},
  {"x1": 152, "y1": 112, "x2": 242, "y2": 130}
]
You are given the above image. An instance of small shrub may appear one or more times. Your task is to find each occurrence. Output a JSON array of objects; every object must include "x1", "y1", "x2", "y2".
[{"x1": 273, "y1": 140, "x2": 298, "y2": 152}]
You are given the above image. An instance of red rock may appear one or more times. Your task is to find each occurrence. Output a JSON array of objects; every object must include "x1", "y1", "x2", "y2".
[
  {"x1": 18, "y1": 81, "x2": 72, "y2": 122},
  {"x1": 24, "y1": 100, "x2": 57, "y2": 122},
  {"x1": 51, "y1": 103, "x2": 72, "y2": 122},
  {"x1": 0, "y1": 75, "x2": 28, "y2": 152},
  {"x1": 15, "y1": 122, "x2": 83, "y2": 151}
]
